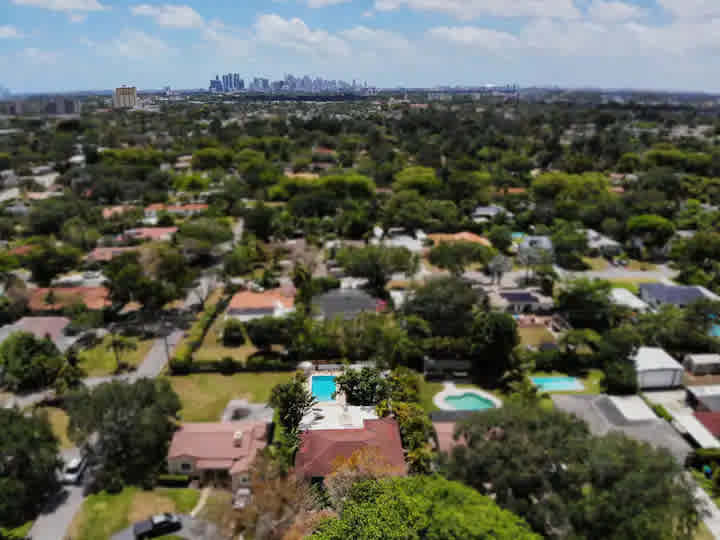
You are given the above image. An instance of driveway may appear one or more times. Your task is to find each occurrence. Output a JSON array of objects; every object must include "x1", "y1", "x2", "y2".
[
  {"x1": 30, "y1": 449, "x2": 85, "y2": 540},
  {"x1": 110, "y1": 515, "x2": 220, "y2": 540},
  {"x1": 130, "y1": 330, "x2": 183, "y2": 380}
]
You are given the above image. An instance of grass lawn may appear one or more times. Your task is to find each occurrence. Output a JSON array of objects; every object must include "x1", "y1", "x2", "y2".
[
  {"x1": 0, "y1": 521, "x2": 33, "y2": 539},
  {"x1": 605, "y1": 278, "x2": 657, "y2": 295},
  {"x1": 67, "y1": 487, "x2": 200, "y2": 540},
  {"x1": 692, "y1": 470, "x2": 720, "y2": 506},
  {"x1": 583, "y1": 257, "x2": 609, "y2": 271},
  {"x1": 696, "y1": 522, "x2": 715, "y2": 540},
  {"x1": 518, "y1": 326, "x2": 556, "y2": 347},
  {"x1": 194, "y1": 312, "x2": 258, "y2": 364},
  {"x1": 626, "y1": 259, "x2": 658, "y2": 272},
  {"x1": 531, "y1": 369, "x2": 604, "y2": 395},
  {"x1": 78, "y1": 336, "x2": 154, "y2": 377},
  {"x1": 197, "y1": 489, "x2": 233, "y2": 533},
  {"x1": 36, "y1": 407, "x2": 72, "y2": 449},
  {"x1": 419, "y1": 379, "x2": 445, "y2": 412},
  {"x1": 167, "y1": 372, "x2": 293, "y2": 422}
]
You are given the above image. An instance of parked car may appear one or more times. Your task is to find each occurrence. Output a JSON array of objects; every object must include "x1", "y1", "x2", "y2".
[
  {"x1": 61, "y1": 457, "x2": 87, "y2": 485},
  {"x1": 133, "y1": 513, "x2": 182, "y2": 539}
]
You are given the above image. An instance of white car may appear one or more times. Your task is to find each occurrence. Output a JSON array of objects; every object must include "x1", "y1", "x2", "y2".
[{"x1": 62, "y1": 457, "x2": 87, "y2": 484}]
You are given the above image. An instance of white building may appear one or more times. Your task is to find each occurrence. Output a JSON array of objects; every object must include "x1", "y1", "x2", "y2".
[
  {"x1": 633, "y1": 347, "x2": 684, "y2": 390},
  {"x1": 113, "y1": 86, "x2": 137, "y2": 109},
  {"x1": 609, "y1": 288, "x2": 649, "y2": 313}
]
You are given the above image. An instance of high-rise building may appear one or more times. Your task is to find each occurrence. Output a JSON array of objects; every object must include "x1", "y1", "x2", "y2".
[
  {"x1": 113, "y1": 86, "x2": 137, "y2": 108},
  {"x1": 209, "y1": 75, "x2": 223, "y2": 92}
]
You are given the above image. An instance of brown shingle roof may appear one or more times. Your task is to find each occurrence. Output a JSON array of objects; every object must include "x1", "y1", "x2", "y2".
[
  {"x1": 295, "y1": 418, "x2": 407, "y2": 479},
  {"x1": 169, "y1": 421, "x2": 269, "y2": 474},
  {"x1": 85, "y1": 246, "x2": 137, "y2": 262},
  {"x1": 28, "y1": 287, "x2": 111, "y2": 311}
]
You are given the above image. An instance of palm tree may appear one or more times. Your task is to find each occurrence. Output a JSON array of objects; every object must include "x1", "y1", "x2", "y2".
[{"x1": 108, "y1": 334, "x2": 138, "y2": 373}]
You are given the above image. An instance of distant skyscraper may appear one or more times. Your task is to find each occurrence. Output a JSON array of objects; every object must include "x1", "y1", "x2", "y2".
[
  {"x1": 209, "y1": 75, "x2": 222, "y2": 92},
  {"x1": 113, "y1": 86, "x2": 137, "y2": 108}
]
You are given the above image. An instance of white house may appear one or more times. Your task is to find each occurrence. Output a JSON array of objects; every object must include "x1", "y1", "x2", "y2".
[{"x1": 633, "y1": 347, "x2": 684, "y2": 389}]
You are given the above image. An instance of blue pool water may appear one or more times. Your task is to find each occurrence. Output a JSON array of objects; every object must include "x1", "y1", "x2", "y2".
[
  {"x1": 512, "y1": 232, "x2": 525, "y2": 240},
  {"x1": 444, "y1": 393, "x2": 496, "y2": 411},
  {"x1": 711, "y1": 324, "x2": 720, "y2": 337},
  {"x1": 311, "y1": 375, "x2": 337, "y2": 402},
  {"x1": 531, "y1": 376, "x2": 584, "y2": 392}
]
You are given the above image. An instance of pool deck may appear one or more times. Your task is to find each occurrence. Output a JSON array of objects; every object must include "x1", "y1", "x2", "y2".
[{"x1": 434, "y1": 382, "x2": 502, "y2": 411}]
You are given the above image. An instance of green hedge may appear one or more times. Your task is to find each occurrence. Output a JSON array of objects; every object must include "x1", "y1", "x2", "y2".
[
  {"x1": 170, "y1": 296, "x2": 229, "y2": 374},
  {"x1": 156, "y1": 474, "x2": 191, "y2": 487},
  {"x1": 686, "y1": 448, "x2": 720, "y2": 469}
]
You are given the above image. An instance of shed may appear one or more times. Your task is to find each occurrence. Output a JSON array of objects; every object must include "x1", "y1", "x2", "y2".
[
  {"x1": 632, "y1": 347, "x2": 684, "y2": 389},
  {"x1": 685, "y1": 354, "x2": 720, "y2": 376}
]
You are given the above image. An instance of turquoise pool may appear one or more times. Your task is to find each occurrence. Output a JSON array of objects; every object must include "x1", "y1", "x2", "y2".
[
  {"x1": 531, "y1": 376, "x2": 584, "y2": 392},
  {"x1": 311, "y1": 375, "x2": 337, "y2": 402},
  {"x1": 711, "y1": 324, "x2": 720, "y2": 337},
  {"x1": 512, "y1": 232, "x2": 525, "y2": 240},
  {"x1": 444, "y1": 393, "x2": 496, "y2": 411}
]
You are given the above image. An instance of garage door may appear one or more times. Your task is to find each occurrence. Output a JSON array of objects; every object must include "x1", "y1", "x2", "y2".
[{"x1": 639, "y1": 370, "x2": 676, "y2": 389}]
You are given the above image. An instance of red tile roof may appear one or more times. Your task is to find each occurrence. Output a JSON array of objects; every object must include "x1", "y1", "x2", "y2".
[
  {"x1": 695, "y1": 412, "x2": 720, "y2": 437},
  {"x1": 122, "y1": 227, "x2": 178, "y2": 241},
  {"x1": 228, "y1": 287, "x2": 295, "y2": 312},
  {"x1": 295, "y1": 418, "x2": 407, "y2": 479},
  {"x1": 85, "y1": 246, "x2": 137, "y2": 262},
  {"x1": 169, "y1": 422, "x2": 269, "y2": 474},
  {"x1": 9, "y1": 316, "x2": 71, "y2": 342},
  {"x1": 145, "y1": 204, "x2": 208, "y2": 214},
  {"x1": 28, "y1": 287, "x2": 111, "y2": 312},
  {"x1": 8, "y1": 245, "x2": 37, "y2": 257}
]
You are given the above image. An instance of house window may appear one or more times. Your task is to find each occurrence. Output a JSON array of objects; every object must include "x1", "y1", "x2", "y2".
[{"x1": 180, "y1": 463, "x2": 192, "y2": 472}]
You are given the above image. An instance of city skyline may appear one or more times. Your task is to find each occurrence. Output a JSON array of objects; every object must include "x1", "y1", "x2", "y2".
[
  {"x1": 4, "y1": 0, "x2": 720, "y2": 93},
  {"x1": 208, "y1": 73, "x2": 370, "y2": 94}
]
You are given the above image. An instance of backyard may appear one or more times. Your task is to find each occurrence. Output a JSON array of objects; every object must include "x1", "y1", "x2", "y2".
[
  {"x1": 35, "y1": 406, "x2": 72, "y2": 449},
  {"x1": 531, "y1": 369, "x2": 605, "y2": 395},
  {"x1": 167, "y1": 372, "x2": 293, "y2": 422},
  {"x1": 193, "y1": 311, "x2": 258, "y2": 364},
  {"x1": 518, "y1": 326, "x2": 557, "y2": 347},
  {"x1": 605, "y1": 278, "x2": 658, "y2": 295},
  {"x1": 78, "y1": 336, "x2": 154, "y2": 377},
  {"x1": 66, "y1": 487, "x2": 200, "y2": 540}
]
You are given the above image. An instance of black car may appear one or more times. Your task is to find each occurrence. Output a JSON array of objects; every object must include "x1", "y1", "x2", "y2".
[{"x1": 133, "y1": 513, "x2": 182, "y2": 539}]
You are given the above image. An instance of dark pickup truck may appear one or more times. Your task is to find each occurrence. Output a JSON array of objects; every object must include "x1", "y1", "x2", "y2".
[{"x1": 133, "y1": 513, "x2": 182, "y2": 539}]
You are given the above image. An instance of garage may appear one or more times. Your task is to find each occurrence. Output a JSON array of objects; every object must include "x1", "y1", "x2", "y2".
[{"x1": 633, "y1": 347, "x2": 684, "y2": 390}]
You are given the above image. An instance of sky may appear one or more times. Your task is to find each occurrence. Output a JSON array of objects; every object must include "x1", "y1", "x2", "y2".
[{"x1": 2, "y1": 0, "x2": 720, "y2": 93}]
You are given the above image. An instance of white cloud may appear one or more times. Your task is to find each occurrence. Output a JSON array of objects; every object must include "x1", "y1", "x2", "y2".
[
  {"x1": 657, "y1": 0, "x2": 720, "y2": 19},
  {"x1": 341, "y1": 26, "x2": 410, "y2": 50},
  {"x1": 429, "y1": 26, "x2": 520, "y2": 50},
  {"x1": 22, "y1": 47, "x2": 60, "y2": 63},
  {"x1": 374, "y1": 0, "x2": 580, "y2": 20},
  {"x1": 0, "y1": 25, "x2": 23, "y2": 38},
  {"x1": 307, "y1": 0, "x2": 350, "y2": 6},
  {"x1": 106, "y1": 29, "x2": 176, "y2": 59},
  {"x1": 11, "y1": 0, "x2": 104, "y2": 12},
  {"x1": 201, "y1": 21, "x2": 252, "y2": 57},
  {"x1": 587, "y1": 0, "x2": 645, "y2": 22},
  {"x1": 130, "y1": 4, "x2": 204, "y2": 29},
  {"x1": 254, "y1": 14, "x2": 350, "y2": 56}
]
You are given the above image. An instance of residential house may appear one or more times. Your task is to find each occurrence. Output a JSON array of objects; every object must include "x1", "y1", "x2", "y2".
[
  {"x1": 167, "y1": 421, "x2": 270, "y2": 491},
  {"x1": 226, "y1": 287, "x2": 295, "y2": 322},
  {"x1": 102, "y1": 205, "x2": 137, "y2": 220},
  {"x1": 85, "y1": 247, "x2": 138, "y2": 263},
  {"x1": 5, "y1": 203, "x2": 29, "y2": 216},
  {"x1": 685, "y1": 354, "x2": 720, "y2": 376},
  {"x1": 585, "y1": 229, "x2": 622, "y2": 257},
  {"x1": 471, "y1": 205, "x2": 514, "y2": 223},
  {"x1": 686, "y1": 386, "x2": 720, "y2": 412},
  {"x1": 632, "y1": 347, "x2": 684, "y2": 389},
  {"x1": 519, "y1": 235, "x2": 553, "y2": 254},
  {"x1": 295, "y1": 418, "x2": 407, "y2": 482},
  {"x1": 121, "y1": 227, "x2": 178, "y2": 243},
  {"x1": 424, "y1": 357, "x2": 473, "y2": 380},
  {"x1": 694, "y1": 412, "x2": 720, "y2": 438},
  {"x1": 0, "y1": 316, "x2": 78, "y2": 352},
  {"x1": 638, "y1": 283, "x2": 718, "y2": 309},
  {"x1": 312, "y1": 289, "x2": 381, "y2": 320},
  {"x1": 609, "y1": 288, "x2": 649, "y2": 313},
  {"x1": 490, "y1": 290, "x2": 551, "y2": 314},
  {"x1": 0, "y1": 188, "x2": 20, "y2": 204},
  {"x1": 427, "y1": 232, "x2": 492, "y2": 248},
  {"x1": 144, "y1": 203, "x2": 208, "y2": 221},
  {"x1": 28, "y1": 287, "x2": 111, "y2": 312}
]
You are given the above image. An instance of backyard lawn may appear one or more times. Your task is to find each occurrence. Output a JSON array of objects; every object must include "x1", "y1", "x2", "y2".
[
  {"x1": 582, "y1": 257, "x2": 609, "y2": 271},
  {"x1": 626, "y1": 259, "x2": 657, "y2": 271},
  {"x1": 1, "y1": 521, "x2": 33, "y2": 539},
  {"x1": 78, "y1": 336, "x2": 154, "y2": 377},
  {"x1": 194, "y1": 312, "x2": 258, "y2": 364},
  {"x1": 419, "y1": 378, "x2": 445, "y2": 412},
  {"x1": 518, "y1": 326, "x2": 556, "y2": 347},
  {"x1": 197, "y1": 489, "x2": 233, "y2": 535},
  {"x1": 167, "y1": 372, "x2": 293, "y2": 422},
  {"x1": 67, "y1": 487, "x2": 200, "y2": 540},
  {"x1": 36, "y1": 407, "x2": 72, "y2": 449}
]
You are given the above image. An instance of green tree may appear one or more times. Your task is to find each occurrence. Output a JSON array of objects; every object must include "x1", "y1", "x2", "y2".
[
  {"x1": 627, "y1": 214, "x2": 675, "y2": 255},
  {"x1": 556, "y1": 278, "x2": 615, "y2": 332},
  {"x1": 25, "y1": 242, "x2": 82, "y2": 286},
  {"x1": 0, "y1": 408, "x2": 61, "y2": 528},
  {"x1": 469, "y1": 311, "x2": 520, "y2": 383},
  {"x1": 392, "y1": 166, "x2": 442, "y2": 195},
  {"x1": 428, "y1": 241, "x2": 494, "y2": 276},
  {"x1": 66, "y1": 379, "x2": 181, "y2": 489},
  {"x1": 0, "y1": 332, "x2": 66, "y2": 392},
  {"x1": 310, "y1": 476, "x2": 540, "y2": 540},
  {"x1": 246, "y1": 317, "x2": 291, "y2": 352},
  {"x1": 269, "y1": 373, "x2": 317, "y2": 435},
  {"x1": 335, "y1": 367, "x2": 389, "y2": 406},
  {"x1": 336, "y1": 245, "x2": 418, "y2": 298},
  {"x1": 177, "y1": 218, "x2": 233, "y2": 258},
  {"x1": 108, "y1": 334, "x2": 138, "y2": 373},
  {"x1": 489, "y1": 225, "x2": 513, "y2": 252}
]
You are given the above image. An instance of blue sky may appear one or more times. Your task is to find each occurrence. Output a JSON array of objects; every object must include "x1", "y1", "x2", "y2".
[{"x1": 2, "y1": 0, "x2": 720, "y2": 93}]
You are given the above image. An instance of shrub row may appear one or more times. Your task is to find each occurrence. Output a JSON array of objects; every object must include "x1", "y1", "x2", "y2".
[
  {"x1": 155, "y1": 474, "x2": 191, "y2": 487},
  {"x1": 170, "y1": 296, "x2": 229, "y2": 374},
  {"x1": 175, "y1": 354, "x2": 296, "y2": 375}
]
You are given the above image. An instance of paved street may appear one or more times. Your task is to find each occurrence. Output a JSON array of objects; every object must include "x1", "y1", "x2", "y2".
[
  {"x1": 693, "y1": 477, "x2": 720, "y2": 539},
  {"x1": 130, "y1": 329, "x2": 183, "y2": 380}
]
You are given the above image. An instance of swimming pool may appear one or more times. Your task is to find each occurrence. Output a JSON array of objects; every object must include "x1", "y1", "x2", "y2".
[
  {"x1": 711, "y1": 324, "x2": 720, "y2": 337},
  {"x1": 531, "y1": 376, "x2": 584, "y2": 392},
  {"x1": 512, "y1": 232, "x2": 525, "y2": 240},
  {"x1": 444, "y1": 393, "x2": 496, "y2": 411},
  {"x1": 311, "y1": 375, "x2": 337, "y2": 402}
]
